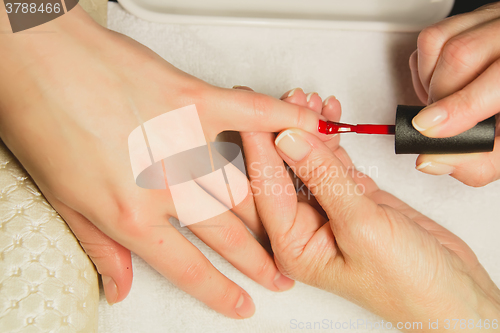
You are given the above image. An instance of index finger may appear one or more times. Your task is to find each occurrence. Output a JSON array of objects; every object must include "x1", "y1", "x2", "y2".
[{"x1": 217, "y1": 87, "x2": 329, "y2": 140}]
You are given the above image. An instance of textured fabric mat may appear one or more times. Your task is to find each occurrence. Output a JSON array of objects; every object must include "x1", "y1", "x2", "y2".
[{"x1": 0, "y1": 141, "x2": 99, "y2": 333}]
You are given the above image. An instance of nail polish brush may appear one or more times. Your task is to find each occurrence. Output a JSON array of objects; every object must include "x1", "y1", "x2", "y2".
[{"x1": 318, "y1": 105, "x2": 496, "y2": 154}]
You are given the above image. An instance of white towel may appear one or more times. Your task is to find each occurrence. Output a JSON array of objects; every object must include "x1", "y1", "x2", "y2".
[{"x1": 100, "y1": 3, "x2": 500, "y2": 332}]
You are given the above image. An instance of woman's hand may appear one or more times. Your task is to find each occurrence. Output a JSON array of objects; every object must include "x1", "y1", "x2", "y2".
[
  {"x1": 410, "y1": 2, "x2": 500, "y2": 187},
  {"x1": 0, "y1": 5, "x2": 332, "y2": 316},
  {"x1": 242, "y1": 92, "x2": 500, "y2": 329}
]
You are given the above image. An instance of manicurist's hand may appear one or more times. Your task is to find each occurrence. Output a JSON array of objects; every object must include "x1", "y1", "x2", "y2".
[
  {"x1": 410, "y1": 2, "x2": 500, "y2": 186},
  {"x1": 0, "y1": 5, "x2": 331, "y2": 316},
  {"x1": 241, "y1": 94, "x2": 500, "y2": 330}
]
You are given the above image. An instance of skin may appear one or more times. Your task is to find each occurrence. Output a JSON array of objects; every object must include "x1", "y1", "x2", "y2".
[
  {"x1": 241, "y1": 90, "x2": 500, "y2": 332},
  {"x1": 0, "y1": 4, "x2": 336, "y2": 317},
  {"x1": 410, "y1": 2, "x2": 500, "y2": 186}
]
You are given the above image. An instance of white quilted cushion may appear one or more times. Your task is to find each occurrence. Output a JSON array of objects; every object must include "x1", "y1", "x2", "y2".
[{"x1": 0, "y1": 141, "x2": 99, "y2": 332}]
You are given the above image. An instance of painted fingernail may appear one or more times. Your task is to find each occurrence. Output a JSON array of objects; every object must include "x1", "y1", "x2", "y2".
[
  {"x1": 273, "y1": 272, "x2": 294, "y2": 291},
  {"x1": 275, "y1": 129, "x2": 311, "y2": 162},
  {"x1": 306, "y1": 92, "x2": 317, "y2": 103},
  {"x1": 102, "y1": 276, "x2": 118, "y2": 305},
  {"x1": 235, "y1": 293, "x2": 255, "y2": 318},
  {"x1": 323, "y1": 95, "x2": 336, "y2": 107},
  {"x1": 416, "y1": 161, "x2": 454, "y2": 175},
  {"x1": 412, "y1": 106, "x2": 448, "y2": 132}
]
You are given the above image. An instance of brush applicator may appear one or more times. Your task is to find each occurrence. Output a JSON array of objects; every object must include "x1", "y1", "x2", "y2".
[{"x1": 318, "y1": 105, "x2": 496, "y2": 154}]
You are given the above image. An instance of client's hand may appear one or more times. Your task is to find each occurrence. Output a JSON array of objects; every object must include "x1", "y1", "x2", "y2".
[
  {"x1": 241, "y1": 92, "x2": 500, "y2": 330},
  {"x1": 0, "y1": 5, "x2": 333, "y2": 316},
  {"x1": 410, "y1": 2, "x2": 500, "y2": 186}
]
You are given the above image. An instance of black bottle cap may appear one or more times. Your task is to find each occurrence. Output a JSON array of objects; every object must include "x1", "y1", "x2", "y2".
[{"x1": 395, "y1": 105, "x2": 496, "y2": 154}]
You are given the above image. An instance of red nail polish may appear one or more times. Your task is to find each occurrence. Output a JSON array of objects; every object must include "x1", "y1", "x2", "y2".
[
  {"x1": 318, "y1": 120, "x2": 395, "y2": 135},
  {"x1": 317, "y1": 105, "x2": 495, "y2": 155}
]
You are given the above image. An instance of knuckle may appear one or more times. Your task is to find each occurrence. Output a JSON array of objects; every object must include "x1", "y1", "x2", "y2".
[
  {"x1": 233, "y1": 187, "x2": 254, "y2": 211},
  {"x1": 301, "y1": 156, "x2": 337, "y2": 192},
  {"x1": 274, "y1": 249, "x2": 319, "y2": 284},
  {"x1": 418, "y1": 25, "x2": 447, "y2": 56},
  {"x1": 219, "y1": 283, "x2": 235, "y2": 305},
  {"x1": 441, "y1": 36, "x2": 477, "y2": 72},
  {"x1": 114, "y1": 204, "x2": 147, "y2": 239},
  {"x1": 464, "y1": 157, "x2": 498, "y2": 187},
  {"x1": 178, "y1": 260, "x2": 210, "y2": 285},
  {"x1": 440, "y1": 89, "x2": 479, "y2": 121},
  {"x1": 78, "y1": 240, "x2": 118, "y2": 261},
  {"x1": 216, "y1": 224, "x2": 248, "y2": 253},
  {"x1": 254, "y1": 257, "x2": 273, "y2": 280},
  {"x1": 271, "y1": 233, "x2": 290, "y2": 253},
  {"x1": 250, "y1": 93, "x2": 273, "y2": 123},
  {"x1": 271, "y1": 234, "x2": 295, "y2": 261},
  {"x1": 294, "y1": 105, "x2": 307, "y2": 129},
  {"x1": 271, "y1": 234, "x2": 308, "y2": 279},
  {"x1": 273, "y1": 254, "x2": 301, "y2": 280}
]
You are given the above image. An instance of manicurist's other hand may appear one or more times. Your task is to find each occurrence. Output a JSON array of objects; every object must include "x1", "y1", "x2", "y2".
[
  {"x1": 242, "y1": 92, "x2": 500, "y2": 330},
  {"x1": 0, "y1": 4, "x2": 330, "y2": 316},
  {"x1": 410, "y1": 2, "x2": 500, "y2": 186}
]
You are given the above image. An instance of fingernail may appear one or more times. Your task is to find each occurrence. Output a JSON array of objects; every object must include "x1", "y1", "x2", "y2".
[
  {"x1": 412, "y1": 106, "x2": 448, "y2": 132},
  {"x1": 306, "y1": 92, "x2": 317, "y2": 103},
  {"x1": 275, "y1": 129, "x2": 311, "y2": 162},
  {"x1": 102, "y1": 276, "x2": 118, "y2": 305},
  {"x1": 416, "y1": 161, "x2": 454, "y2": 175},
  {"x1": 323, "y1": 95, "x2": 336, "y2": 107},
  {"x1": 235, "y1": 293, "x2": 255, "y2": 318},
  {"x1": 280, "y1": 88, "x2": 302, "y2": 100},
  {"x1": 232, "y1": 85, "x2": 248, "y2": 89},
  {"x1": 273, "y1": 272, "x2": 294, "y2": 291},
  {"x1": 288, "y1": 88, "x2": 302, "y2": 98}
]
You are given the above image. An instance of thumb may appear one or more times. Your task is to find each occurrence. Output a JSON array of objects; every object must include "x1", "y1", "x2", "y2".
[
  {"x1": 216, "y1": 87, "x2": 327, "y2": 138},
  {"x1": 411, "y1": 59, "x2": 500, "y2": 138},
  {"x1": 416, "y1": 135, "x2": 500, "y2": 186},
  {"x1": 273, "y1": 128, "x2": 379, "y2": 237}
]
